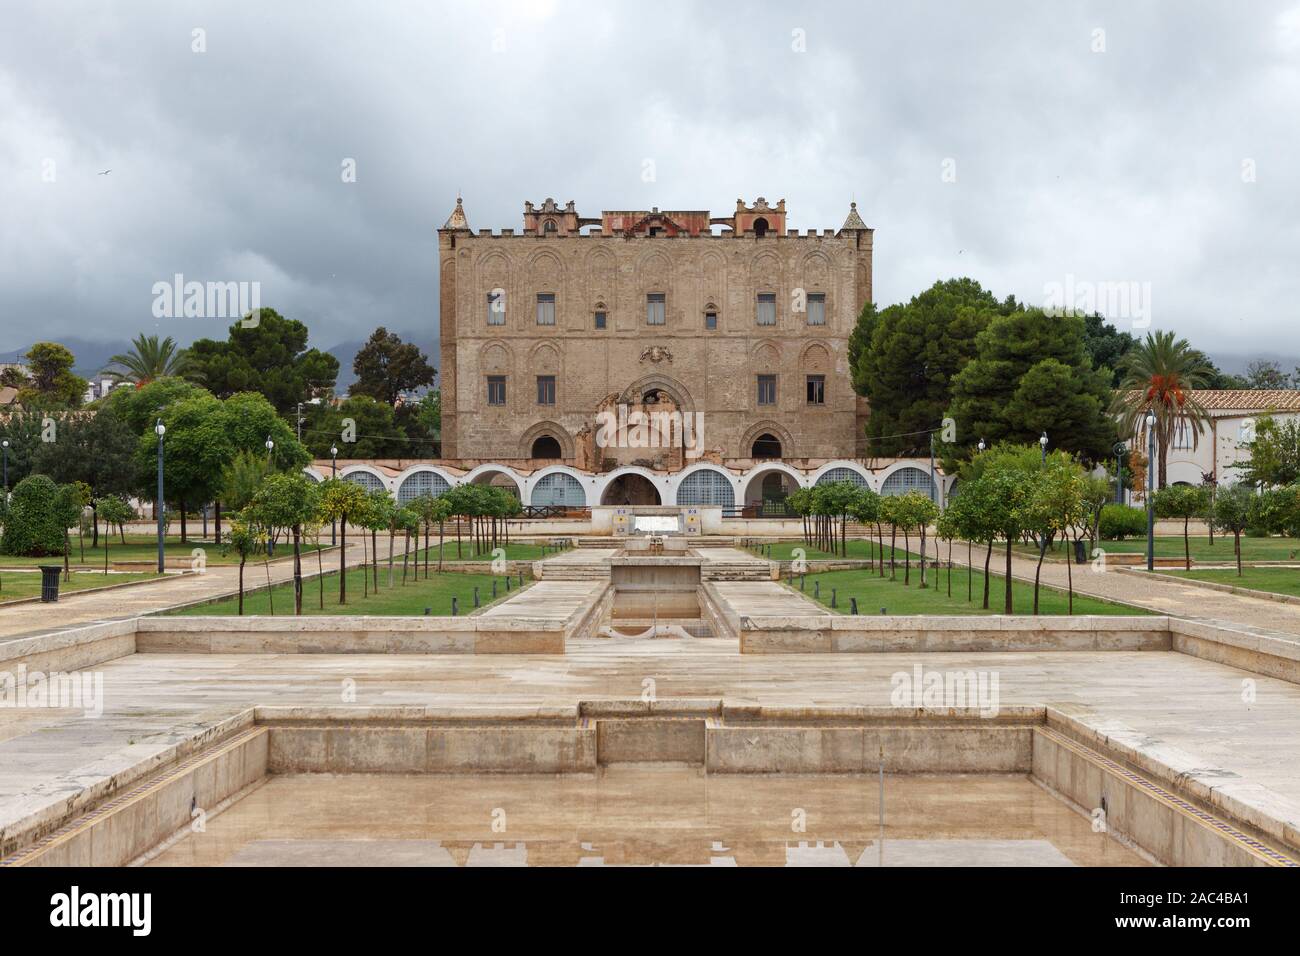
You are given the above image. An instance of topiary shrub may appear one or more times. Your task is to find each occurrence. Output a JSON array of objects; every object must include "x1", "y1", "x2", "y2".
[
  {"x1": 0, "y1": 475, "x2": 68, "y2": 556},
  {"x1": 1099, "y1": 503, "x2": 1148, "y2": 540}
]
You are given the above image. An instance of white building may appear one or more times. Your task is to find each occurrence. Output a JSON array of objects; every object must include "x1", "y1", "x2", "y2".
[{"x1": 1143, "y1": 390, "x2": 1300, "y2": 488}]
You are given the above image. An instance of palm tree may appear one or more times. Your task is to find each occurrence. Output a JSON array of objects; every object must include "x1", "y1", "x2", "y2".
[
  {"x1": 105, "y1": 333, "x2": 190, "y2": 385},
  {"x1": 1111, "y1": 331, "x2": 1213, "y2": 489}
]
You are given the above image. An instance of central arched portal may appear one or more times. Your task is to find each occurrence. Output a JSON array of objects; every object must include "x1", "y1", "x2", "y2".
[{"x1": 601, "y1": 473, "x2": 661, "y2": 505}]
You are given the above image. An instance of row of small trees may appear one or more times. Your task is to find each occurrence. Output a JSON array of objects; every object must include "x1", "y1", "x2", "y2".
[
  {"x1": 224, "y1": 474, "x2": 522, "y2": 615},
  {"x1": 1152, "y1": 482, "x2": 1300, "y2": 575},
  {"x1": 789, "y1": 445, "x2": 1117, "y2": 614},
  {"x1": 0, "y1": 475, "x2": 139, "y2": 577}
]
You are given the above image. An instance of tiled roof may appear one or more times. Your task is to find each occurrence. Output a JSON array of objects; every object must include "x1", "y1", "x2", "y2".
[{"x1": 1124, "y1": 389, "x2": 1300, "y2": 411}]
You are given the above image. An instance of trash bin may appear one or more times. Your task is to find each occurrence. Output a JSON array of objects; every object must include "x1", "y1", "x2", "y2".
[
  {"x1": 1073, "y1": 539, "x2": 1088, "y2": 564},
  {"x1": 39, "y1": 565, "x2": 62, "y2": 602}
]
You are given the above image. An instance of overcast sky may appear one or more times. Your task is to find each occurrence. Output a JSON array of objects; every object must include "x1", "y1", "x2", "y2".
[{"x1": 3, "y1": 0, "x2": 1298, "y2": 370}]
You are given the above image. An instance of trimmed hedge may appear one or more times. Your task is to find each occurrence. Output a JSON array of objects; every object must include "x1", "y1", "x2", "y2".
[
  {"x1": 0, "y1": 475, "x2": 69, "y2": 557},
  {"x1": 1099, "y1": 503, "x2": 1147, "y2": 540}
]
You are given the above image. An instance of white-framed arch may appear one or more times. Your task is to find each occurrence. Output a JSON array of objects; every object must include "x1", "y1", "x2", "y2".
[
  {"x1": 879, "y1": 463, "x2": 938, "y2": 500},
  {"x1": 598, "y1": 465, "x2": 666, "y2": 505},
  {"x1": 339, "y1": 464, "x2": 390, "y2": 493},
  {"x1": 523, "y1": 464, "x2": 592, "y2": 507},
  {"x1": 461, "y1": 463, "x2": 525, "y2": 498},
  {"x1": 393, "y1": 465, "x2": 456, "y2": 504},
  {"x1": 738, "y1": 461, "x2": 807, "y2": 503},
  {"x1": 809, "y1": 460, "x2": 874, "y2": 489},
  {"x1": 667, "y1": 462, "x2": 741, "y2": 507}
]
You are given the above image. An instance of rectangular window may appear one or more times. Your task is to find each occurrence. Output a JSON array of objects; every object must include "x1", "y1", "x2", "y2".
[
  {"x1": 487, "y1": 290, "x2": 505, "y2": 325},
  {"x1": 757, "y1": 293, "x2": 776, "y2": 326},
  {"x1": 487, "y1": 375, "x2": 506, "y2": 406},
  {"x1": 536, "y1": 293, "x2": 556, "y2": 326},
  {"x1": 646, "y1": 293, "x2": 666, "y2": 325},
  {"x1": 536, "y1": 375, "x2": 556, "y2": 406},
  {"x1": 705, "y1": 311, "x2": 718, "y2": 330},
  {"x1": 806, "y1": 374, "x2": 826, "y2": 405},
  {"x1": 757, "y1": 374, "x2": 777, "y2": 406},
  {"x1": 594, "y1": 311, "x2": 607, "y2": 330},
  {"x1": 806, "y1": 293, "x2": 826, "y2": 326}
]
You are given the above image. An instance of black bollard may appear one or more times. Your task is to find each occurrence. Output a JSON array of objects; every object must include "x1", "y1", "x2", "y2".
[
  {"x1": 473, "y1": 586, "x2": 480, "y2": 608},
  {"x1": 850, "y1": 597, "x2": 858, "y2": 615},
  {"x1": 814, "y1": 581, "x2": 820, "y2": 599},
  {"x1": 518, "y1": 570, "x2": 524, "y2": 588},
  {"x1": 451, "y1": 596, "x2": 458, "y2": 617},
  {"x1": 492, "y1": 579, "x2": 498, "y2": 598},
  {"x1": 800, "y1": 574, "x2": 806, "y2": 592},
  {"x1": 505, "y1": 576, "x2": 511, "y2": 592},
  {"x1": 424, "y1": 606, "x2": 431, "y2": 616},
  {"x1": 830, "y1": 588, "x2": 837, "y2": 608},
  {"x1": 880, "y1": 607, "x2": 887, "y2": 615}
]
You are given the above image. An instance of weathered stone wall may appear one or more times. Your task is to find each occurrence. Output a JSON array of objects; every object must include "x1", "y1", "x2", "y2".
[{"x1": 438, "y1": 223, "x2": 873, "y2": 463}]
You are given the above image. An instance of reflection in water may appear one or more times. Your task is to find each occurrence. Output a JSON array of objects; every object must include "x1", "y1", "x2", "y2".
[{"x1": 148, "y1": 767, "x2": 1147, "y2": 867}]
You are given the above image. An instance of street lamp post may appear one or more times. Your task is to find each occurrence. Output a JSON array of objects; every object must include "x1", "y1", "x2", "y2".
[
  {"x1": 1113, "y1": 441, "x2": 1127, "y2": 504},
  {"x1": 155, "y1": 420, "x2": 166, "y2": 574},
  {"x1": 1039, "y1": 431, "x2": 1048, "y2": 463},
  {"x1": 296, "y1": 402, "x2": 303, "y2": 442},
  {"x1": 929, "y1": 432, "x2": 937, "y2": 506},
  {"x1": 1, "y1": 438, "x2": 8, "y2": 493},
  {"x1": 265, "y1": 436, "x2": 275, "y2": 555},
  {"x1": 330, "y1": 444, "x2": 338, "y2": 545},
  {"x1": 1145, "y1": 411, "x2": 1157, "y2": 572},
  {"x1": 977, "y1": 438, "x2": 985, "y2": 454}
]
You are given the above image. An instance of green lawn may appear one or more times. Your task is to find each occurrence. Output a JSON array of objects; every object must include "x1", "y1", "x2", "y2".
[
  {"x1": 747, "y1": 539, "x2": 901, "y2": 562},
  {"x1": 793, "y1": 565, "x2": 1147, "y2": 616},
  {"x1": 1159, "y1": 566, "x2": 1300, "y2": 599},
  {"x1": 1014, "y1": 535, "x2": 1299, "y2": 563},
  {"x1": 407, "y1": 541, "x2": 571, "y2": 564},
  {"x1": 0, "y1": 534, "x2": 325, "y2": 568},
  {"x1": 170, "y1": 566, "x2": 521, "y2": 616},
  {"x1": 0, "y1": 570, "x2": 163, "y2": 603}
]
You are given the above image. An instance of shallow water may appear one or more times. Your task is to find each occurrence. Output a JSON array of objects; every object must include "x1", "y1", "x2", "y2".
[{"x1": 148, "y1": 767, "x2": 1147, "y2": 867}]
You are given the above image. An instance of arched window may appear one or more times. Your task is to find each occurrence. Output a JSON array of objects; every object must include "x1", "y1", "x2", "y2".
[
  {"x1": 543, "y1": 219, "x2": 557, "y2": 233},
  {"x1": 531, "y1": 435, "x2": 563, "y2": 459},
  {"x1": 676, "y1": 469, "x2": 735, "y2": 507},
  {"x1": 753, "y1": 217, "x2": 769, "y2": 237},
  {"x1": 751, "y1": 433, "x2": 782, "y2": 458},
  {"x1": 816, "y1": 467, "x2": 868, "y2": 488},
  {"x1": 396, "y1": 471, "x2": 450, "y2": 504},
  {"x1": 344, "y1": 471, "x2": 385, "y2": 493},
  {"x1": 532, "y1": 472, "x2": 586, "y2": 507},
  {"x1": 881, "y1": 466, "x2": 936, "y2": 500}
]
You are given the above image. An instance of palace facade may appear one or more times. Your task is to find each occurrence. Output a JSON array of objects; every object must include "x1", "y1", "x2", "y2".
[{"x1": 436, "y1": 196, "x2": 874, "y2": 475}]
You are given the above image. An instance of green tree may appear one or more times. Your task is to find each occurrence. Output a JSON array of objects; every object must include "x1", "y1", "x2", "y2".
[
  {"x1": 250, "y1": 472, "x2": 320, "y2": 614},
  {"x1": 947, "y1": 310, "x2": 1114, "y2": 465},
  {"x1": 29, "y1": 406, "x2": 137, "y2": 544},
  {"x1": 1018, "y1": 456, "x2": 1086, "y2": 613},
  {"x1": 1153, "y1": 484, "x2": 1210, "y2": 570},
  {"x1": 0, "y1": 475, "x2": 67, "y2": 556},
  {"x1": 12, "y1": 343, "x2": 87, "y2": 409},
  {"x1": 1081, "y1": 313, "x2": 1137, "y2": 387},
  {"x1": 890, "y1": 490, "x2": 939, "y2": 587},
  {"x1": 102, "y1": 376, "x2": 204, "y2": 436},
  {"x1": 317, "y1": 478, "x2": 367, "y2": 603},
  {"x1": 105, "y1": 334, "x2": 190, "y2": 385},
  {"x1": 300, "y1": 394, "x2": 404, "y2": 459},
  {"x1": 1210, "y1": 484, "x2": 1254, "y2": 576},
  {"x1": 850, "y1": 279, "x2": 1009, "y2": 455},
  {"x1": 1111, "y1": 331, "x2": 1214, "y2": 488},
  {"x1": 222, "y1": 515, "x2": 267, "y2": 615},
  {"x1": 350, "y1": 328, "x2": 436, "y2": 406},
  {"x1": 185, "y1": 309, "x2": 339, "y2": 414},
  {"x1": 1233, "y1": 414, "x2": 1300, "y2": 488}
]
